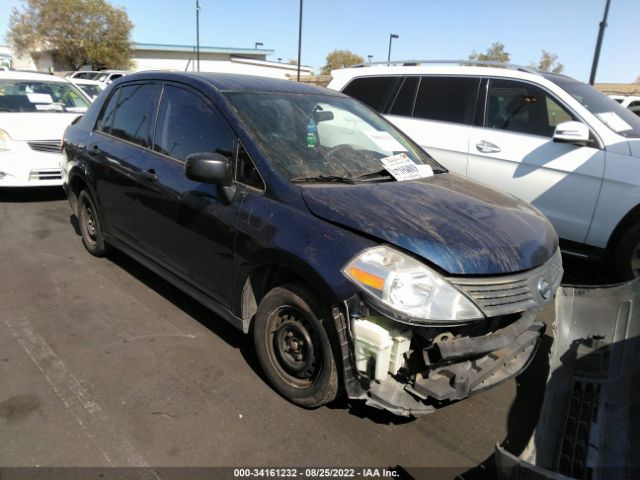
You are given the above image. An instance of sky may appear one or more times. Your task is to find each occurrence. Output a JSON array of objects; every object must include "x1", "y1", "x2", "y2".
[{"x1": 1, "y1": 0, "x2": 638, "y2": 83}]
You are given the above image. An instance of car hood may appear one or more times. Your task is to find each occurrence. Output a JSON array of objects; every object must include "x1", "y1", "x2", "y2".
[
  {"x1": 0, "y1": 113, "x2": 82, "y2": 141},
  {"x1": 301, "y1": 174, "x2": 558, "y2": 275}
]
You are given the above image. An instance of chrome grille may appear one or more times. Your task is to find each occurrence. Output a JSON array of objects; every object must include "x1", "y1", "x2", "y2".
[
  {"x1": 29, "y1": 169, "x2": 62, "y2": 181},
  {"x1": 450, "y1": 249, "x2": 563, "y2": 317},
  {"x1": 27, "y1": 140, "x2": 62, "y2": 153}
]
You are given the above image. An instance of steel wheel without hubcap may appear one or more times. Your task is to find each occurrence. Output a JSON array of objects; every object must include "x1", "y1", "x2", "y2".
[
  {"x1": 270, "y1": 307, "x2": 319, "y2": 387},
  {"x1": 78, "y1": 190, "x2": 109, "y2": 257},
  {"x1": 80, "y1": 202, "x2": 98, "y2": 247},
  {"x1": 253, "y1": 284, "x2": 338, "y2": 408}
]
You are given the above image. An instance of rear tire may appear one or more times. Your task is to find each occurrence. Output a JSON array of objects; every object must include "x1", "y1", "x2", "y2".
[
  {"x1": 78, "y1": 190, "x2": 109, "y2": 257},
  {"x1": 253, "y1": 283, "x2": 338, "y2": 408},
  {"x1": 613, "y1": 223, "x2": 640, "y2": 280}
]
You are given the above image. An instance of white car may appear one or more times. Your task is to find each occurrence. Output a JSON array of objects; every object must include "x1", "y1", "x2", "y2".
[
  {"x1": 65, "y1": 70, "x2": 101, "y2": 81},
  {"x1": 0, "y1": 71, "x2": 90, "y2": 187},
  {"x1": 94, "y1": 70, "x2": 129, "y2": 86},
  {"x1": 68, "y1": 78, "x2": 105, "y2": 100},
  {"x1": 329, "y1": 62, "x2": 640, "y2": 278},
  {"x1": 609, "y1": 95, "x2": 640, "y2": 117}
]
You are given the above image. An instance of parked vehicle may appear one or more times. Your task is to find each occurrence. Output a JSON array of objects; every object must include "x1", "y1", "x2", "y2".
[
  {"x1": 0, "y1": 71, "x2": 90, "y2": 187},
  {"x1": 65, "y1": 70, "x2": 102, "y2": 81},
  {"x1": 62, "y1": 72, "x2": 562, "y2": 416},
  {"x1": 94, "y1": 70, "x2": 129, "y2": 86},
  {"x1": 329, "y1": 61, "x2": 640, "y2": 279},
  {"x1": 68, "y1": 78, "x2": 104, "y2": 100},
  {"x1": 609, "y1": 94, "x2": 640, "y2": 117}
]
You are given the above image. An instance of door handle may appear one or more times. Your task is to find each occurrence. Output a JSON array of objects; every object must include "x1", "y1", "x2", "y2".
[
  {"x1": 476, "y1": 141, "x2": 501, "y2": 154},
  {"x1": 139, "y1": 169, "x2": 158, "y2": 182}
]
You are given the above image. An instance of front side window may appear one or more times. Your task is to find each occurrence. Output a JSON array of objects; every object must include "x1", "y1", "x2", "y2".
[
  {"x1": 0, "y1": 79, "x2": 89, "y2": 113},
  {"x1": 106, "y1": 83, "x2": 159, "y2": 148},
  {"x1": 225, "y1": 92, "x2": 442, "y2": 181},
  {"x1": 547, "y1": 74, "x2": 640, "y2": 138},
  {"x1": 485, "y1": 79, "x2": 574, "y2": 137},
  {"x1": 154, "y1": 85, "x2": 235, "y2": 162},
  {"x1": 413, "y1": 76, "x2": 480, "y2": 125}
]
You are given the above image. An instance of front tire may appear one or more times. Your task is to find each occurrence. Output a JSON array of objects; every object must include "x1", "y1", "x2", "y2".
[
  {"x1": 78, "y1": 190, "x2": 109, "y2": 257},
  {"x1": 253, "y1": 283, "x2": 338, "y2": 408}
]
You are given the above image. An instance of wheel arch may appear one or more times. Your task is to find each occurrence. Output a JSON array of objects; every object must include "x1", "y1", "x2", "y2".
[{"x1": 606, "y1": 203, "x2": 640, "y2": 255}]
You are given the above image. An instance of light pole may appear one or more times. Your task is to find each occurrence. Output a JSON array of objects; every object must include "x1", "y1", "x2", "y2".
[
  {"x1": 367, "y1": 55, "x2": 373, "y2": 65},
  {"x1": 297, "y1": 0, "x2": 303, "y2": 81},
  {"x1": 387, "y1": 34, "x2": 398, "y2": 65},
  {"x1": 255, "y1": 42, "x2": 263, "y2": 49},
  {"x1": 195, "y1": 0, "x2": 201, "y2": 72},
  {"x1": 589, "y1": 0, "x2": 612, "y2": 85}
]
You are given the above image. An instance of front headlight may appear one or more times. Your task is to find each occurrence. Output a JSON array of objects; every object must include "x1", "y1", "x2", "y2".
[
  {"x1": 342, "y1": 245, "x2": 483, "y2": 324},
  {"x1": 0, "y1": 129, "x2": 14, "y2": 152}
]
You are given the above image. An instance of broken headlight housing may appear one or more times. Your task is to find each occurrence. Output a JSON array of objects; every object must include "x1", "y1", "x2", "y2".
[{"x1": 342, "y1": 245, "x2": 483, "y2": 325}]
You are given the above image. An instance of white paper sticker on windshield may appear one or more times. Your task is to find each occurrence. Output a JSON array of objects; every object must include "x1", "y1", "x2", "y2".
[
  {"x1": 27, "y1": 93, "x2": 54, "y2": 104},
  {"x1": 596, "y1": 112, "x2": 633, "y2": 132},
  {"x1": 366, "y1": 131, "x2": 407, "y2": 152},
  {"x1": 380, "y1": 154, "x2": 433, "y2": 181}
]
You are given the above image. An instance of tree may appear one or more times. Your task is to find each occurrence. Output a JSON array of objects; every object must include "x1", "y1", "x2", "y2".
[
  {"x1": 8, "y1": 0, "x2": 133, "y2": 70},
  {"x1": 321, "y1": 50, "x2": 364, "y2": 74},
  {"x1": 288, "y1": 59, "x2": 299, "y2": 65},
  {"x1": 636, "y1": 75, "x2": 640, "y2": 83},
  {"x1": 531, "y1": 50, "x2": 564, "y2": 74},
  {"x1": 468, "y1": 42, "x2": 510, "y2": 62}
]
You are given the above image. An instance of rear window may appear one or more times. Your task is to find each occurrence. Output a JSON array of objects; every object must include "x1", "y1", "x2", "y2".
[{"x1": 342, "y1": 76, "x2": 400, "y2": 112}]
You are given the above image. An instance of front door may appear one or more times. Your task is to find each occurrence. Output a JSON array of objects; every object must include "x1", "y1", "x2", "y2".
[
  {"x1": 466, "y1": 78, "x2": 605, "y2": 243},
  {"x1": 132, "y1": 83, "x2": 239, "y2": 308}
]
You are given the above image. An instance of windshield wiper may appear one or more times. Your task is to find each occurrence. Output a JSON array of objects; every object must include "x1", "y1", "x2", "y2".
[
  {"x1": 290, "y1": 175, "x2": 357, "y2": 184},
  {"x1": 354, "y1": 169, "x2": 394, "y2": 181}
]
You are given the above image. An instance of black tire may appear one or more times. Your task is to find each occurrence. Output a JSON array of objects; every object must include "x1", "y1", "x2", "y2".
[
  {"x1": 78, "y1": 190, "x2": 109, "y2": 257},
  {"x1": 614, "y1": 223, "x2": 640, "y2": 280},
  {"x1": 253, "y1": 283, "x2": 338, "y2": 408}
]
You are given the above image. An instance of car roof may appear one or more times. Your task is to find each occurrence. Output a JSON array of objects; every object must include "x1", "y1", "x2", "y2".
[
  {"x1": 0, "y1": 71, "x2": 71, "y2": 83},
  {"x1": 121, "y1": 71, "x2": 343, "y2": 96},
  {"x1": 330, "y1": 63, "x2": 555, "y2": 83}
]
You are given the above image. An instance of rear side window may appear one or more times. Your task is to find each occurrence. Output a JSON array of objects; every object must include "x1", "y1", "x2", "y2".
[
  {"x1": 103, "y1": 83, "x2": 159, "y2": 147},
  {"x1": 154, "y1": 85, "x2": 235, "y2": 162},
  {"x1": 413, "y1": 76, "x2": 480, "y2": 125},
  {"x1": 388, "y1": 76, "x2": 419, "y2": 116},
  {"x1": 485, "y1": 79, "x2": 574, "y2": 137},
  {"x1": 342, "y1": 76, "x2": 400, "y2": 112}
]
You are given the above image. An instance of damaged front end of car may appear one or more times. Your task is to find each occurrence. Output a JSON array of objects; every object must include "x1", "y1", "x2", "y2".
[{"x1": 336, "y1": 246, "x2": 563, "y2": 417}]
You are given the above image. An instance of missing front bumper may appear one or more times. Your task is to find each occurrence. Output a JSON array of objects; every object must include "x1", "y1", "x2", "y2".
[{"x1": 346, "y1": 312, "x2": 544, "y2": 417}]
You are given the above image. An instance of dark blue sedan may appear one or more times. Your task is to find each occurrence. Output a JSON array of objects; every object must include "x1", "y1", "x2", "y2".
[{"x1": 61, "y1": 72, "x2": 562, "y2": 417}]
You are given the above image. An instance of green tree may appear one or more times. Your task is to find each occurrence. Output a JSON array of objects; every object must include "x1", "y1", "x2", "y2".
[
  {"x1": 321, "y1": 49, "x2": 364, "y2": 74},
  {"x1": 468, "y1": 42, "x2": 510, "y2": 62},
  {"x1": 531, "y1": 50, "x2": 564, "y2": 74},
  {"x1": 8, "y1": 0, "x2": 133, "y2": 70}
]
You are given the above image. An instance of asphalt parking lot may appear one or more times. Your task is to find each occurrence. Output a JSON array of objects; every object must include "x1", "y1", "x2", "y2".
[{"x1": 0, "y1": 187, "x2": 567, "y2": 478}]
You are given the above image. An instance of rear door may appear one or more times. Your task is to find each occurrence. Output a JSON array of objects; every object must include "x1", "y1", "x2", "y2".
[
  {"x1": 384, "y1": 76, "x2": 480, "y2": 175},
  {"x1": 466, "y1": 78, "x2": 605, "y2": 243},
  {"x1": 88, "y1": 82, "x2": 161, "y2": 245}
]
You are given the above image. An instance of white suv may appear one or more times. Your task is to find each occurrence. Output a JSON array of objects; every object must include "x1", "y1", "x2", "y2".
[{"x1": 328, "y1": 62, "x2": 640, "y2": 279}]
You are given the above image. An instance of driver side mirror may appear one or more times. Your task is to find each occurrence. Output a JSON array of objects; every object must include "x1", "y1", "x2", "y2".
[
  {"x1": 553, "y1": 121, "x2": 591, "y2": 146},
  {"x1": 185, "y1": 152, "x2": 236, "y2": 204}
]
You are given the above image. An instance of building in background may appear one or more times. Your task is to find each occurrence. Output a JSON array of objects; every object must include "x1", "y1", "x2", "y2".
[{"x1": 0, "y1": 42, "x2": 313, "y2": 79}]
